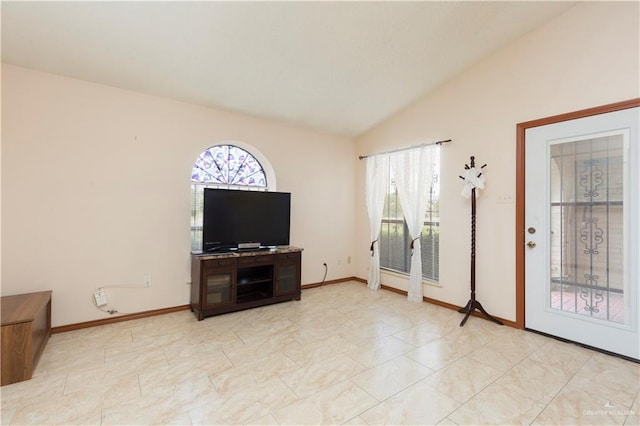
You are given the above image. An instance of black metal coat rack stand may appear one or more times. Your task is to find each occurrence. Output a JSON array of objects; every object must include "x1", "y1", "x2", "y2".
[{"x1": 458, "y1": 156, "x2": 503, "y2": 327}]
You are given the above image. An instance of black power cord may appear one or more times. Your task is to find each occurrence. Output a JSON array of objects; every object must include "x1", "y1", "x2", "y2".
[{"x1": 322, "y1": 263, "x2": 328, "y2": 284}]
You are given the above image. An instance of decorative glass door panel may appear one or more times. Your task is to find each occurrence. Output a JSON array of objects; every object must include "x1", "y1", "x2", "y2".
[
  {"x1": 203, "y1": 259, "x2": 236, "y2": 308},
  {"x1": 206, "y1": 273, "x2": 232, "y2": 305},
  {"x1": 276, "y1": 264, "x2": 297, "y2": 295},
  {"x1": 275, "y1": 253, "x2": 301, "y2": 297},
  {"x1": 549, "y1": 135, "x2": 625, "y2": 324},
  {"x1": 525, "y1": 105, "x2": 638, "y2": 360}
]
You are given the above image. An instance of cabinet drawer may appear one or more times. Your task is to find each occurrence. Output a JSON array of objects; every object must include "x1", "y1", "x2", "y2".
[
  {"x1": 205, "y1": 258, "x2": 235, "y2": 268},
  {"x1": 278, "y1": 252, "x2": 301, "y2": 261},
  {"x1": 238, "y1": 255, "x2": 271, "y2": 266}
]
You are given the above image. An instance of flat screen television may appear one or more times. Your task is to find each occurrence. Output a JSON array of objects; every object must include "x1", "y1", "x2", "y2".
[{"x1": 202, "y1": 188, "x2": 291, "y2": 252}]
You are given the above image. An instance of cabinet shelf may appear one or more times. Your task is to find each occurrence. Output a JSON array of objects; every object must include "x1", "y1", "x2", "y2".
[
  {"x1": 190, "y1": 249, "x2": 302, "y2": 321},
  {"x1": 206, "y1": 285, "x2": 229, "y2": 293},
  {"x1": 238, "y1": 277, "x2": 272, "y2": 286},
  {"x1": 207, "y1": 276, "x2": 231, "y2": 284},
  {"x1": 279, "y1": 275, "x2": 295, "y2": 281},
  {"x1": 237, "y1": 290, "x2": 273, "y2": 304}
]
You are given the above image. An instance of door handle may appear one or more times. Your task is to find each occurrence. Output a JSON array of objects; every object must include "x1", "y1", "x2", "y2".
[{"x1": 526, "y1": 241, "x2": 536, "y2": 248}]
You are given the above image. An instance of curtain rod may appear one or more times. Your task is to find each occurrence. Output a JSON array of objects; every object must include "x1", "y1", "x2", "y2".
[{"x1": 358, "y1": 139, "x2": 452, "y2": 160}]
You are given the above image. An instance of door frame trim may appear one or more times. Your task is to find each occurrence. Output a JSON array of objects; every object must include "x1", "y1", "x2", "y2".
[{"x1": 515, "y1": 98, "x2": 640, "y2": 329}]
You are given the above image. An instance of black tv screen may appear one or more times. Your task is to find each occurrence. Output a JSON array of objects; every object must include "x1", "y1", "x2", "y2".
[{"x1": 202, "y1": 189, "x2": 291, "y2": 252}]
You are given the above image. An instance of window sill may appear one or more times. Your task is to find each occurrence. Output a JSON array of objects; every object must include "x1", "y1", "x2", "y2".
[{"x1": 380, "y1": 268, "x2": 442, "y2": 288}]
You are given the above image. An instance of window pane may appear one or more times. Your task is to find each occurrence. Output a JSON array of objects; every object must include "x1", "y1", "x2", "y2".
[
  {"x1": 549, "y1": 135, "x2": 625, "y2": 323},
  {"x1": 191, "y1": 145, "x2": 267, "y2": 187},
  {"x1": 421, "y1": 221, "x2": 439, "y2": 281},
  {"x1": 422, "y1": 165, "x2": 440, "y2": 281},
  {"x1": 381, "y1": 172, "x2": 409, "y2": 273},
  {"x1": 380, "y1": 216, "x2": 410, "y2": 273},
  {"x1": 191, "y1": 184, "x2": 204, "y2": 251}
]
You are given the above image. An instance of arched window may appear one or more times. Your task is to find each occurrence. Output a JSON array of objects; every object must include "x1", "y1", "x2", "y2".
[
  {"x1": 191, "y1": 145, "x2": 268, "y2": 186},
  {"x1": 191, "y1": 144, "x2": 271, "y2": 251}
]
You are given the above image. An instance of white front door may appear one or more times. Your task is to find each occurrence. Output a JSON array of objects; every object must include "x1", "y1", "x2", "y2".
[{"x1": 525, "y1": 106, "x2": 639, "y2": 360}]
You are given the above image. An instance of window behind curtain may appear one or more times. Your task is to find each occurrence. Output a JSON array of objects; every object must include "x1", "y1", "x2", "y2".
[{"x1": 379, "y1": 148, "x2": 440, "y2": 281}]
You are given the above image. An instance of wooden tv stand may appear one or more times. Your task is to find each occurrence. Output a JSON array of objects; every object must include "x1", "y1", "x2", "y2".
[{"x1": 190, "y1": 247, "x2": 302, "y2": 320}]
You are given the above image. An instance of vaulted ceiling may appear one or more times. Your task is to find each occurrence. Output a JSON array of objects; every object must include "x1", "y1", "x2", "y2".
[{"x1": 1, "y1": 1, "x2": 576, "y2": 137}]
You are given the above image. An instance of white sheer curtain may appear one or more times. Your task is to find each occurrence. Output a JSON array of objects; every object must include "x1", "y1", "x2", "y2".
[
  {"x1": 365, "y1": 154, "x2": 390, "y2": 290},
  {"x1": 390, "y1": 146, "x2": 437, "y2": 302}
]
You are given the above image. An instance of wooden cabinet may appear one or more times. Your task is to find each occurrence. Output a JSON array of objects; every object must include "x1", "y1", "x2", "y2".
[
  {"x1": 1, "y1": 291, "x2": 52, "y2": 386},
  {"x1": 191, "y1": 248, "x2": 302, "y2": 320}
]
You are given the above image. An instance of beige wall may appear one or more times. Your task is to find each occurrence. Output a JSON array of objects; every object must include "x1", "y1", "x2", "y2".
[
  {"x1": 354, "y1": 1, "x2": 639, "y2": 321},
  {"x1": 2, "y1": 1, "x2": 638, "y2": 328},
  {"x1": 1, "y1": 64, "x2": 356, "y2": 326}
]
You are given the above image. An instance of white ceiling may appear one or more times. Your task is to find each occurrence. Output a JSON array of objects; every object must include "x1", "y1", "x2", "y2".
[{"x1": 1, "y1": 1, "x2": 576, "y2": 137}]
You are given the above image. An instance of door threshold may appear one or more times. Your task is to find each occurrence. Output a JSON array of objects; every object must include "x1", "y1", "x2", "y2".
[{"x1": 525, "y1": 328, "x2": 639, "y2": 364}]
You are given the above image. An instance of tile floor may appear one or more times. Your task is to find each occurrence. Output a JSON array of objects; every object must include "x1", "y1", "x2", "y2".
[{"x1": 1, "y1": 281, "x2": 639, "y2": 425}]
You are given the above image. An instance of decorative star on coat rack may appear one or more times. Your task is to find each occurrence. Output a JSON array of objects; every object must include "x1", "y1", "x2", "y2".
[{"x1": 459, "y1": 159, "x2": 486, "y2": 198}]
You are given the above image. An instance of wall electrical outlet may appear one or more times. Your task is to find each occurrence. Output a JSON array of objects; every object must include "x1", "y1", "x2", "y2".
[
  {"x1": 94, "y1": 288, "x2": 108, "y2": 307},
  {"x1": 144, "y1": 275, "x2": 151, "y2": 287}
]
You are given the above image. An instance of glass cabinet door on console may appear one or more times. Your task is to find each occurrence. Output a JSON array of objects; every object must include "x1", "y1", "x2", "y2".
[
  {"x1": 203, "y1": 258, "x2": 236, "y2": 308},
  {"x1": 275, "y1": 252, "x2": 301, "y2": 297}
]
